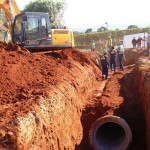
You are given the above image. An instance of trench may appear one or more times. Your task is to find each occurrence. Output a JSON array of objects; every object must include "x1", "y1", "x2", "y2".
[
  {"x1": 0, "y1": 42, "x2": 148, "y2": 149},
  {"x1": 76, "y1": 68, "x2": 146, "y2": 150}
]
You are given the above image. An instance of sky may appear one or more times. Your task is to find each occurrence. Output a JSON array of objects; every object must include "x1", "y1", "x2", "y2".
[{"x1": 15, "y1": 0, "x2": 150, "y2": 32}]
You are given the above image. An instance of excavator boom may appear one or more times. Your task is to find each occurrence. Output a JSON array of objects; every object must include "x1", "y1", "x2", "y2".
[{"x1": 0, "y1": 0, "x2": 20, "y2": 40}]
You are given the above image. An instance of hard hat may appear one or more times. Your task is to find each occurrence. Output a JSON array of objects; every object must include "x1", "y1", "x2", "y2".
[
  {"x1": 119, "y1": 45, "x2": 124, "y2": 49},
  {"x1": 103, "y1": 49, "x2": 107, "y2": 53},
  {"x1": 119, "y1": 45, "x2": 124, "y2": 52}
]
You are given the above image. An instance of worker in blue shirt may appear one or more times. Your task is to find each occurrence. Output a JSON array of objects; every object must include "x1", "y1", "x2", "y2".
[
  {"x1": 109, "y1": 46, "x2": 117, "y2": 72},
  {"x1": 117, "y1": 46, "x2": 126, "y2": 71},
  {"x1": 100, "y1": 49, "x2": 109, "y2": 79}
]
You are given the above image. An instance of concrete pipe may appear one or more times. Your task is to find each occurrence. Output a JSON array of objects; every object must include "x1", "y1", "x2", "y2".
[{"x1": 89, "y1": 115, "x2": 132, "y2": 150}]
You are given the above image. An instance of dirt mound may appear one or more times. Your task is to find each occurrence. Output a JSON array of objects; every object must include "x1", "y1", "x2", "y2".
[
  {"x1": 0, "y1": 42, "x2": 103, "y2": 149},
  {"x1": 0, "y1": 41, "x2": 101, "y2": 113}
]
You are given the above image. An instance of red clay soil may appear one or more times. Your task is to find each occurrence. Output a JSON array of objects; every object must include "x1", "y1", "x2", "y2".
[
  {"x1": 0, "y1": 41, "x2": 104, "y2": 149},
  {"x1": 0, "y1": 42, "x2": 147, "y2": 150},
  {"x1": 134, "y1": 58, "x2": 150, "y2": 150}
]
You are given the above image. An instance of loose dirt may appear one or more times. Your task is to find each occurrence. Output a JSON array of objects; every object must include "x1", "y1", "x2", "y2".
[
  {"x1": 0, "y1": 41, "x2": 103, "y2": 149},
  {"x1": 0, "y1": 41, "x2": 148, "y2": 150}
]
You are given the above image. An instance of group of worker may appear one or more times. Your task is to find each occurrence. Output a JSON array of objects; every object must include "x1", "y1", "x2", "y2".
[
  {"x1": 132, "y1": 29, "x2": 150, "y2": 56},
  {"x1": 92, "y1": 30, "x2": 150, "y2": 80},
  {"x1": 132, "y1": 36, "x2": 143, "y2": 49},
  {"x1": 100, "y1": 40, "x2": 125, "y2": 80}
]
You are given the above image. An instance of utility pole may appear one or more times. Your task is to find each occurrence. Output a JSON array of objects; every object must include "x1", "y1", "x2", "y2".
[{"x1": 105, "y1": 22, "x2": 108, "y2": 30}]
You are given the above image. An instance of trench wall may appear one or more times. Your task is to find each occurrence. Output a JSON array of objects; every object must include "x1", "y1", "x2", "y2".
[
  {"x1": 0, "y1": 45, "x2": 102, "y2": 150},
  {"x1": 134, "y1": 58, "x2": 150, "y2": 150},
  {"x1": 16, "y1": 64, "x2": 100, "y2": 150}
]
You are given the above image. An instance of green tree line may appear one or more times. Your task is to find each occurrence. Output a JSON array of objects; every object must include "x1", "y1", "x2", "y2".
[
  {"x1": 74, "y1": 27, "x2": 150, "y2": 51},
  {"x1": 0, "y1": 0, "x2": 65, "y2": 26},
  {"x1": 23, "y1": 0, "x2": 66, "y2": 26},
  {"x1": 74, "y1": 25, "x2": 139, "y2": 35}
]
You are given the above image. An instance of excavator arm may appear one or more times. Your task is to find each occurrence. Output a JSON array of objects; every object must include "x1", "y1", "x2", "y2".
[{"x1": 0, "y1": 0, "x2": 20, "y2": 41}]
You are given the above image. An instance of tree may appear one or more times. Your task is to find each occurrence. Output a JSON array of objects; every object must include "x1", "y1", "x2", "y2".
[
  {"x1": 23, "y1": 0, "x2": 66, "y2": 26},
  {"x1": 97, "y1": 26, "x2": 108, "y2": 32},
  {"x1": 0, "y1": 8, "x2": 6, "y2": 22},
  {"x1": 127, "y1": 25, "x2": 138, "y2": 29},
  {"x1": 0, "y1": 8, "x2": 7, "y2": 30},
  {"x1": 85, "y1": 28, "x2": 92, "y2": 33}
]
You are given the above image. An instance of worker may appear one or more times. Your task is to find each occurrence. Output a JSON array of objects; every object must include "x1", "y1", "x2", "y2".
[
  {"x1": 132, "y1": 37, "x2": 137, "y2": 48},
  {"x1": 117, "y1": 46, "x2": 126, "y2": 71},
  {"x1": 90, "y1": 40, "x2": 96, "y2": 51},
  {"x1": 102, "y1": 40, "x2": 108, "y2": 51},
  {"x1": 147, "y1": 29, "x2": 150, "y2": 58},
  {"x1": 108, "y1": 36, "x2": 112, "y2": 50},
  {"x1": 109, "y1": 46, "x2": 117, "y2": 72},
  {"x1": 136, "y1": 36, "x2": 143, "y2": 50},
  {"x1": 100, "y1": 49, "x2": 109, "y2": 79}
]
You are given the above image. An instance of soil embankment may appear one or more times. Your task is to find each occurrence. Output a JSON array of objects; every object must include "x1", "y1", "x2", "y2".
[
  {"x1": 0, "y1": 42, "x2": 103, "y2": 149},
  {"x1": 134, "y1": 58, "x2": 150, "y2": 150},
  {"x1": 0, "y1": 42, "x2": 149, "y2": 150}
]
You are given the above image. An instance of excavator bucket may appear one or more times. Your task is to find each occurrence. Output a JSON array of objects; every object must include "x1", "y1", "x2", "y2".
[{"x1": 0, "y1": 0, "x2": 20, "y2": 22}]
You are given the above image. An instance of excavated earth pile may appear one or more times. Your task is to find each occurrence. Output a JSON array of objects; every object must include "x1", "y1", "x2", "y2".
[
  {"x1": 0, "y1": 42, "x2": 148, "y2": 150},
  {"x1": 0, "y1": 41, "x2": 104, "y2": 150}
]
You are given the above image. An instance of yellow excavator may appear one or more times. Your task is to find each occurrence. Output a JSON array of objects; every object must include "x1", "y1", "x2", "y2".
[{"x1": 0, "y1": 0, "x2": 74, "y2": 51}]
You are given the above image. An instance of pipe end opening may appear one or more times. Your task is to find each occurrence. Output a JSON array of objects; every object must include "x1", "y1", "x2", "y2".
[{"x1": 89, "y1": 116, "x2": 132, "y2": 150}]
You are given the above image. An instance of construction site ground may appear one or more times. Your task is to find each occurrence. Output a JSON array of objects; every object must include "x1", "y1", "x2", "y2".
[{"x1": 0, "y1": 41, "x2": 149, "y2": 150}]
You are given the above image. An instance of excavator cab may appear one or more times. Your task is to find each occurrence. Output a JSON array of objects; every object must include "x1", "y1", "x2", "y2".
[
  {"x1": 12, "y1": 12, "x2": 74, "y2": 50},
  {"x1": 13, "y1": 12, "x2": 52, "y2": 50}
]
